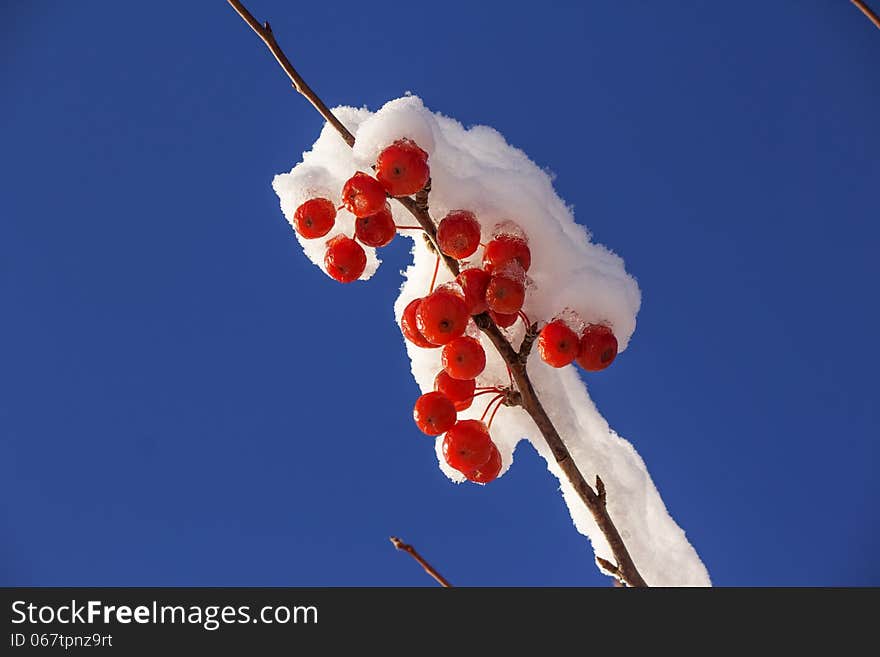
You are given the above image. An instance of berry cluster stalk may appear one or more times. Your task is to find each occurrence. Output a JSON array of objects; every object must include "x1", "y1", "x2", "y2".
[{"x1": 228, "y1": 0, "x2": 648, "y2": 587}]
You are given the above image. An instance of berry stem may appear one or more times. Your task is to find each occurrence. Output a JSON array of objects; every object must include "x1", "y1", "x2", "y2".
[
  {"x1": 486, "y1": 395, "x2": 505, "y2": 430},
  {"x1": 230, "y1": 0, "x2": 648, "y2": 587},
  {"x1": 395, "y1": 225, "x2": 426, "y2": 230},
  {"x1": 480, "y1": 394, "x2": 506, "y2": 423},
  {"x1": 428, "y1": 254, "x2": 440, "y2": 294},
  {"x1": 472, "y1": 388, "x2": 505, "y2": 399}
]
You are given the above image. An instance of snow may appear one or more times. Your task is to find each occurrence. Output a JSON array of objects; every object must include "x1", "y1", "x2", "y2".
[{"x1": 272, "y1": 95, "x2": 711, "y2": 587}]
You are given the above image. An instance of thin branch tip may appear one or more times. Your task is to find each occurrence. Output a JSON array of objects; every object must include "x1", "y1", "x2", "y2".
[
  {"x1": 387, "y1": 535, "x2": 452, "y2": 587},
  {"x1": 852, "y1": 0, "x2": 880, "y2": 29}
]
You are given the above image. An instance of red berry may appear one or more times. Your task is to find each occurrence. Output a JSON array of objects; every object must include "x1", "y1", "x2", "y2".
[
  {"x1": 413, "y1": 391, "x2": 457, "y2": 436},
  {"x1": 401, "y1": 298, "x2": 439, "y2": 349},
  {"x1": 437, "y1": 210, "x2": 481, "y2": 260},
  {"x1": 538, "y1": 320, "x2": 580, "y2": 368},
  {"x1": 442, "y1": 420, "x2": 493, "y2": 473},
  {"x1": 483, "y1": 235, "x2": 531, "y2": 273},
  {"x1": 490, "y1": 310, "x2": 518, "y2": 328},
  {"x1": 293, "y1": 198, "x2": 336, "y2": 239},
  {"x1": 375, "y1": 139, "x2": 430, "y2": 196},
  {"x1": 441, "y1": 336, "x2": 486, "y2": 380},
  {"x1": 577, "y1": 324, "x2": 618, "y2": 371},
  {"x1": 416, "y1": 289, "x2": 469, "y2": 345},
  {"x1": 355, "y1": 202, "x2": 395, "y2": 247},
  {"x1": 485, "y1": 272, "x2": 525, "y2": 315},
  {"x1": 324, "y1": 235, "x2": 366, "y2": 283},
  {"x1": 341, "y1": 171, "x2": 387, "y2": 218},
  {"x1": 465, "y1": 445, "x2": 501, "y2": 484},
  {"x1": 434, "y1": 371, "x2": 475, "y2": 411},
  {"x1": 456, "y1": 268, "x2": 491, "y2": 315}
]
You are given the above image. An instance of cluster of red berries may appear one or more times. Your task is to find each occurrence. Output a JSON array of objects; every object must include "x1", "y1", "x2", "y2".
[
  {"x1": 291, "y1": 139, "x2": 430, "y2": 282},
  {"x1": 403, "y1": 211, "x2": 538, "y2": 484},
  {"x1": 292, "y1": 136, "x2": 619, "y2": 485},
  {"x1": 537, "y1": 320, "x2": 618, "y2": 372}
]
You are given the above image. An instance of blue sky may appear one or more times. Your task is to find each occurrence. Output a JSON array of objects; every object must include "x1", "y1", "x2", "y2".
[{"x1": 2, "y1": 1, "x2": 878, "y2": 586}]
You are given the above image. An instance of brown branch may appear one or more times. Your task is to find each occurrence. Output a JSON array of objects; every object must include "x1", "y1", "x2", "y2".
[
  {"x1": 229, "y1": 0, "x2": 648, "y2": 588},
  {"x1": 227, "y1": 0, "x2": 356, "y2": 145},
  {"x1": 389, "y1": 536, "x2": 453, "y2": 587},
  {"x1": 852, "y1": 0, "x2": 880, "y2": 29},
  {"x1": 518, "y1": 322, "x2": 540, "y2": 362}
]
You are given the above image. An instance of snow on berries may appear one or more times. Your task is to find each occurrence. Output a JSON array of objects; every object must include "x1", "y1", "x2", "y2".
[
  {"x1": 483, "y1": 234, "x2": 531, "y2": 273},
  {"x1": 485, "y1": 266, "x2": 526, "y2": 315},
  {"x1": 538, "y1": 319, "x2": 580, "y2": 368},
  {"x1": 341, "y1": 171, "x2": 387, "y2": 218},
  {"x1": 273, "y1": 96, "x2": 710, "y2": 585},
  {"x1": 437, "y1": 210, "x2": 481, "y2": 259},
  {"x1": 375, "y1": 139, "x2": 430, "y2": 196},
  {"x1": 456, "y1": 268, "x2": 490, "y2": 316}
]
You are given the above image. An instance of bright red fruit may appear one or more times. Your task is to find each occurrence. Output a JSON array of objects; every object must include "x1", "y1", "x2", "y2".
[
  {"x1": 375, "y1": 139, "x2": 430, "y2": 196},
  {"x1": 355, "y1": 202, "x2": 395, "y2": 247},
  {"x1": 324, "y1": 235, "x2": 366, "y2": 283},
  {"x1": 483, "y1": 235, "x2": 531, "y2": 273},
  {"x1": 538, "y1": 320, "x2": 580, "y2": 368},
  {"x1": 401, "y1": 298, "x2": 439, "y2": 349},
  {"x1": 577, "y1": 324, "x2": 618, "y2": 371},
  {"x1": 485, "y1": 272, "x2": 525, "y2": 315},
  {"x1": 416, "y1": 289, "x2": 469, "y2": 345},
  {"x1": 434, "y1": 371, "x2": 475, "y2": 411},
  {"x1": 456, "y1": 268, "x2": 491, "y2": 315},
  {"x1": 442, "y1": 420, "x2": 493, "y2": 473},
  {"x1": 413, "y1": 391, "x2": 457, "y2": 436},
  {"x1": 437, "y1": 210, "x2": 481, "y2": 260},
  {"x1": 465, "y1": 445, "x2": 501, "y2": 484},
  {"x1": 490, "y1": 310, "x2": 518, "y2": 328},
  {"x1": 341, "y1": 172, "x2": 387, "y2": 218},
  {"x1": 441, "y1": 336, "x2": 486, "y2": 380},
  {"x1": 293, "y1": 198, "x2": 336, "y2": 239}
]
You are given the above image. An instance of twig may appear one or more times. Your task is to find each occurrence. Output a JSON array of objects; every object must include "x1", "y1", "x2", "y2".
[
  {"x1": 389, "y1": 536, "x2": 453, "y2": 587},
  {"x1": 852, "y1": 0, "x2": 880, "y2": 29},
  {"x1": 229, "y1": 0, "x2": 648, "y2": 587},
  {"x1": 227, "y1": 0, "x2": 356, "y2": 144}
]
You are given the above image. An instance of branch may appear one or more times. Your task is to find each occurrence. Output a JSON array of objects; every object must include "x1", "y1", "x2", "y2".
[
  {"x1": 229, "y1": 0, "x2": 648, "y2": 587},
  {"x1": 227, "y1": 0, "x2": 356, "y2": 145},
  {"x1": 852, "y1": 0, "x2": 880, "y2": 29},
  {"x1": 518, "y1": 322, "x2": 540, "y2": 363},
  {"x1": 389, "y1": 536, "x2": 453, "y2": 587}
]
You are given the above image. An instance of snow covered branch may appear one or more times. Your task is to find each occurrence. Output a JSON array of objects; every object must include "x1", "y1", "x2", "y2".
[{"x1": 226, "y1": 0, "x2": 707, "y2": 588}]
